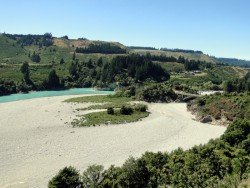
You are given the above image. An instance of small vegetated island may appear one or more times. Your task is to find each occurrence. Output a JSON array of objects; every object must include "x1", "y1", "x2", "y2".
[
  {"x1": 0, "y1": 33, "x2": 249, "y2": 187},
  {"x1": 65, "y1": 94, "x2": 149, "y2": 127}
]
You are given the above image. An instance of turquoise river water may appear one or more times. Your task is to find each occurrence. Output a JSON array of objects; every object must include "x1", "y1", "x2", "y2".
[{"x1": 0, "y1": 88, "x2": 114, "y2": 103}]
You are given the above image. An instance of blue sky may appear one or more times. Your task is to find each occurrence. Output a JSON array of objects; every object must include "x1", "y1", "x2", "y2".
[{"x1": 1, "y1": 0, "x2": 250, "y2": 59}]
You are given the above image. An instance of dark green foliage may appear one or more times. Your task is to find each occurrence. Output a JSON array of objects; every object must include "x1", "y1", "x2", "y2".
[
  {"x1": 144, "y1": 52, "x2": 211, "y2": 71},
  {"x1": 69, "y1": 61, "x2": 78, "y2": 78},
  {"x1": 188, "y1": 93, "x2": 250, "y2": 122},
  {"x1": 197, "y1": 98, "x2": 206, "y2": 106},
  {"x1": 139, "y1": 84, "x2": 177, "y2": 102},
  {"x1": 97, "y1": 57, "x2": 103, "y2": 67},
  {"x1": 184, "y1": 59, "x2": 200, "y2": 70},
  {"x1": 106, "y1": 54, "x2": 170, "y2": 83},
  {"x1": 76, "y1": 43, "x2": 126, "y2": 54},
  {"x1": 223, "y1": 72, "x2": 250, "y2": 93},
  {"x1": 222, "y1": 119, "x2": 250, "y2": 146},
  {"x1": 44, "y1": 70, "x2": 62, "y2": 89},
  {"x1": 101, "y1": 165, "x2": 121, "y2": 187},
  {"x1": 145, "y1": 52, "x2": 178, "y2": 62},
  {"x1": 60, "y1": 58, "x2": 65, "y2": 64},
  {"x1": 20, "y1": 62, "x2": 30, "y2": 81},
  {"x1": 30, "y1": 51, "x2": 41, "y2": 63},
  {"x1": 120, "y1": 105, "x2": 133, "y2": 115},
  {"x1": 134, "y1": 104, "x2": 148, "y2": 112},
  {"x1": 82, "y1": 165, "x2": 104, "y2": 188},
  {"x1": 66, "y1": 54, "x2": 169, "y2": 89},
  {"x1": 4, "y1": 33, "x2": 53, "y2": 47},
  {"x1": 20, "y1": 62, "x2": 34, "y2": 90},
  {"x1": 48, "y1": 166, "x2": 81, "y2": 188},
  {"x1": 160, "y1": 48, "x2": 203, "y2": 54},
  {"x1": 218, "y1": 57, "x2": 250, "y2": 68},
  {"x1": 0, "y1": 79, "x2": 16, "y2": 96},
  {"x1": 107, "y1": 107, "x2": 114, "y2": 115},
  {"x1": 118, "y1": 157, "x2": 150, "y2": 188},
  {"x1": 128, "y1": 46, "x2": 157, "y2": 50}
]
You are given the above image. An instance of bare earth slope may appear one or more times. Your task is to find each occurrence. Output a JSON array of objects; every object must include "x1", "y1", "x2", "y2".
[{"x1": 0, "y1": 95, "x2": 226, "y2": 188}]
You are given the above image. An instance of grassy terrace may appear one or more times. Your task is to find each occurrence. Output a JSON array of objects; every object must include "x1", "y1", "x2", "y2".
[
  {"x1": 65, "y1": 95, "x2": 132, "y2": 109},
  {"x1": 72, "y1": 110, "x2": 149, "y2": 127},
  {"x1": 65, "y1": 95, "x2": 149, "y2": 127}
]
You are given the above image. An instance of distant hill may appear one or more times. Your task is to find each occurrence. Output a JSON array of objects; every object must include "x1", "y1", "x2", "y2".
[
  {"x1": 160, "y1": 48, "x2": 203, "y2": 54},
  {"x1": 2, "y1": 33, "x2": 250, "y2": 68},
  {"x1": 216, "y1": 57, "x2": 250, "y2": 67},
  {"x1": 132, "y1": 49, "x2": 219, "y2": 64}
]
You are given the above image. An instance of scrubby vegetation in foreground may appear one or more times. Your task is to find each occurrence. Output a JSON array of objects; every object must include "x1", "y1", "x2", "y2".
[
  {"x1": 49, "y1": 119, "x2": 250, "y2": 187},
  {"x1": 188, "y1": 93, "x2": 250, "y2": 124}
]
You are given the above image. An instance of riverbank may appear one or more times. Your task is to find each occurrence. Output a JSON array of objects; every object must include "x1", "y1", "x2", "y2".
[
  {"x1": 0, "y1": 88, "x2": 114, "y2": 103},
  {"x1": 0, "y1": 95, "x2": 226, "y2": 187}
]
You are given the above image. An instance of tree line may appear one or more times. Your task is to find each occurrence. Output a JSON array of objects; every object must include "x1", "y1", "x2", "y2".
[
  {"x1": 223, "y1": 72, "x2": 250, "y2": 93},
  {"x1": 160, "y1": 48, "x2": 203, "y2": 54},
  {"x1": 3, "y1": 33, "x2": 53, "y2": 47},
  {"x1": 66, "y1": 54, "x2": 170, "y2": 89},
  {"x1": 75, "y1": 43, "x2": 127, "y2": 54},
  {"x1": 144, "y1": 53, "x2": 212, "y2": 71}
]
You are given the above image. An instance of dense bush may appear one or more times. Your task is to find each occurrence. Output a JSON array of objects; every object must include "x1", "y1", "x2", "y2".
[
  {"x1": 107, "y1": 107, "x2": 114, "y2": 115},
  {"x1": 82, "y1": 165, "x2": 104, "y2": 188},
  {"x1": 188, "y1": 93, "x2": 250, "y2": 122},
  {"x1": 4, "y1": 33, "x2": 53, "y2": 47},
  {"x1": 134, "y1": 104, "x2": 148, "y2": 112},
  {"x1": 139, "y1": 84, "x2": 177, "y2": 102},
  {"x1": 223, "y1": 72, "x2": 250, "y2": 93},
  {"x1": 76, "y1": 43, "x2": 126, "y2": 54},
  {"x1": 30, "y1": 52, "x2": 41, "y2": 63},
  {"x1": 48, "y1": 166, "x2": 81, "y2": 188},
  {"x1": 65, "y1": 54, "x2": 169, "y2": 90},
  {"x1": 43, "y1": 70, "x2": 64, "y2": 89},
  {"x1": 0, "y1": 79, "x2": 16, "y2": 96},
  {"x1": 120, "y1": 105, "x2": 133, "y2": 115}
]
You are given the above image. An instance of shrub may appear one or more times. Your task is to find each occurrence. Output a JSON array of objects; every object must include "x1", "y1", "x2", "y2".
[
  {"x1": 118, "y1": 157, "x2": 150, "y2": 187},
  {"x1": 82, "y1": 165, "x2": 104, "y2": 188},
  {"x1": 107, "y1": 107, "x2": 114, "y2": 115},
  {"x1": 197, "y1": 98, "x2": 206, "y2": 106},
  {"x1": 48, "y1": 166, "x2": 81, "y2": 188},
  {"x1": 134, "y1": 104, "x2": 148, "y2": 112},
  {"x1": 120, "y1": 106, "x2": 133, "y2": 115},
  {"x1": 140, "y1": 84, "x2": 177, "y2": 102}
]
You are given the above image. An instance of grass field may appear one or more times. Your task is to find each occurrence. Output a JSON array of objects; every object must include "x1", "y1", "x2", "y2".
[{"x1": 65, "y1": 95, "x2": 133, "y2": 110}]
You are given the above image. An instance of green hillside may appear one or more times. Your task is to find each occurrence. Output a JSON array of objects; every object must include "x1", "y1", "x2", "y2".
[
  {"x1": 0, "y1": 33, "x2": 248, "y2": 96},
  {"x1": 131, "y1": 49, "x2": 219, "y2": 64},
  {"x1": 0, "y1": 35, "x2": 29, "y2": 63}
]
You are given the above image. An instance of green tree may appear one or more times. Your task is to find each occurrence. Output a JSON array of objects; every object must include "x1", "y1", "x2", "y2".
[
  {"x1": 20, "y1": 62, "x2": 30, "y2": 81},
  {"x1": 118, "y1": 157, "x2": 150, "y2": 187},
  {"x1": 45, "y1": 70, "x2": 61, "y2": 89},
  {"x1": 48, "y1": 166, "x2": 81, "y2": 188},
  {"x1": 69, "y1": 62, "x2": 78, "y2": 78},
  {"x1": 60, "y1": 58, "x2": 65, "y2": 64},
  {"x1": 223, "y1": 81, "x2": 234, "y2": 93},
  {"x1": 82, "y1": 165, "x2": 104, "y2": 188},
  {"x1": 30, "y1": 51, "x2": 41, "y2": 63}
]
